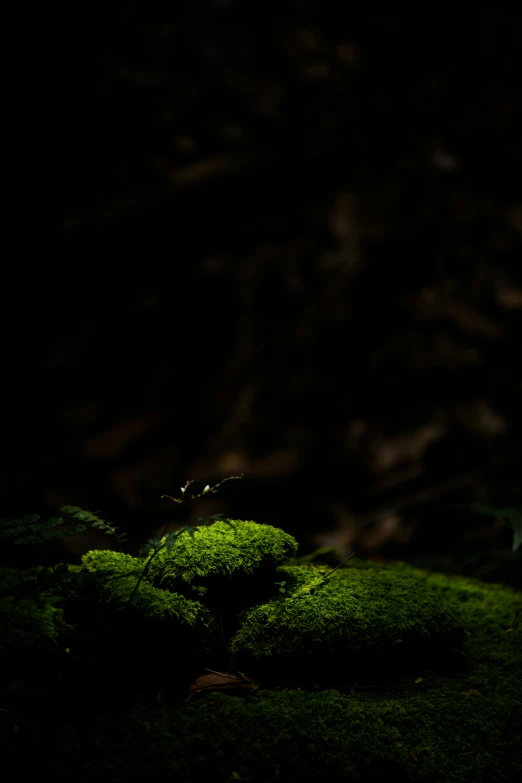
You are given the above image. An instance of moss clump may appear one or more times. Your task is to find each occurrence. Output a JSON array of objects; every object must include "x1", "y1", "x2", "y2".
[
  {"x1": 79, "y1": 549, "x2": 220, "y2": 669},
  {"x1": 76, "y1": 522, "x2": 297, "y2": 671},
  {"x1": 80, "y1": 520, "x2": 298, "y2": 628},
  {"x1": 147, "y1": 519, "x2": 298, "y2": 590},
  {"x1": 230, "y1": 565, "x2": 465, "y2": 677},
  {"x1": 354, "y1": 558, "x2": 522, "y2": 691},
  {"x1": 80, "y1": 549, "x2": 215, "y2": 630}
]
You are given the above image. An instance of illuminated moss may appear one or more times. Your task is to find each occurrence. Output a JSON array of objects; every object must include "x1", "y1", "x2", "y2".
[
  {"x1": 230, "y1": 565, "x2": 465, "y2": 671},
  {"x1": 147, "y1": 519, "x2": 299, "y2": 590},
  {"x1": 80, "y1": 549, "x2": 216, "y2": 631}
]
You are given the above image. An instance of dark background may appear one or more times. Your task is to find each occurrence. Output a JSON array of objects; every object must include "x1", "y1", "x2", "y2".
[{"x1": 2, "y1": 3, "x2": 522, "y2": 586}]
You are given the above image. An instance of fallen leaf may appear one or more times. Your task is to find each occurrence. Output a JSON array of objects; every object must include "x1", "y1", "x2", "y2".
[
  {"x1": 187, "y1": 671, "x2": 260, "y2": 702},
  {"x1": 460, "y1": 689, "x2": 481, "y2": 698}
]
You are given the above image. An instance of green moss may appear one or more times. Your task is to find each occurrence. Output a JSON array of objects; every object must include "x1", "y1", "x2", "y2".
[
  {"x1": 0, "y1": 596, "x2": 61, "y2": 649},
  {"x1": 6, "y1": 684, "x2": 520, "y2": 782},
  {"x1": 69, "y1": 563, "x2": 522, "y2": 780},
  {"x1": 1, "y1": 551, "x2": 521, "y2": 781},
  {"x1": 361, "y1": 559, "x2": 522, "y2": 692},
  {"x1": 81, "y1": 549, "x2": 217, "y2": 633},
  {"x1": 79, "y1": 521, "x2": 298, "y2": 628},
  {"x1": 81, "y1": 548, "x2": 143, "y2": 574},
  {"x1": 147, "y1": 519, "x2": 299, "y2": 590},
  {"x1": 230, "y1": 565, "x2": 465, "y2": 672}
]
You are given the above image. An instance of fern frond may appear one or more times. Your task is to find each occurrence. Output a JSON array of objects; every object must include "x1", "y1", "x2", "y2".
[
  {"x1": 0, "y1": 515, "x2": 71, "y2": 544},
  {"x1": 61, "y1": 506, "x2": 128, "y2": 543}
]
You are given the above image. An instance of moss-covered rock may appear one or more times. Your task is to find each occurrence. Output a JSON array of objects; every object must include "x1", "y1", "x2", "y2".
[
  {"x1": 74, "y1": 521, "x2": 298, "y2": 675},
  {"x1": 3, "y1": 558, "x2": 521, "y2": 782},
  {"x1": 147, "y1": 518, "x2": 299, "y2": 592},
  {"x1": 230, "y1": 564, "x2": 465, "y2": 679}
]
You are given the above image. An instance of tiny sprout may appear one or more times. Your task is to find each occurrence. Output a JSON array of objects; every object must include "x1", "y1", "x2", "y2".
[{"x1": 275, "y1": 580, "x2": 287, "y2": 594}]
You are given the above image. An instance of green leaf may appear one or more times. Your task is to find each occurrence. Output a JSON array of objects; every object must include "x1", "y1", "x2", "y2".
[
  {"x1": 20, "y1": 514, "x2": 41, "y2": 526},
  {"x1": 196, "y1": 513, "x2": 225, "y2": 523},
  {"x1": 34, "y1": 516, "x2": 64, "y2": 530},
  {"x1": 0, "y1": 515, "x2": 68, "y2": 542},
  {"x1": 39, "y1": 531, "x2": 69, "y2": 541},
  {"x1": 0, "y1": 528, "x2": 26, "y2": 538},
  {"x1": 61, "y1": 525, "x2": 87, "y2": 537},
  {"x1": 0, "y1": 515, "x2": 41, "y2": 533},
  {"x1": 61, "y1": 505, "x2": 128, "y2": 542},
  {"x1": 14, "y1": 535, "x2": 45, "y2": 545},
  {"x1": 0, "y1": 518, "x2": 19, "y2": 529},
  {"x1": 180, "y1": 525, "x2": 198, "y2": 538}
]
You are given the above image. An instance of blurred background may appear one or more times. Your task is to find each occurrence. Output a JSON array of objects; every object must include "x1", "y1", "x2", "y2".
[{"x1": 2, "y1": 3, "x2": 522, "y2": 586}]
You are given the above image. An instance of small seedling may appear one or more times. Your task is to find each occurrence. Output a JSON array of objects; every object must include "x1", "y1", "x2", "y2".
[{"x1": 127, "y1": 475, "x2": 243, "y2": 604}]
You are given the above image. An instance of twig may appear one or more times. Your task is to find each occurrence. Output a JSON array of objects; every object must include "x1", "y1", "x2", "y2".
[{"x1": 321, "y1": 551, "x2": 357, "y2": 580}]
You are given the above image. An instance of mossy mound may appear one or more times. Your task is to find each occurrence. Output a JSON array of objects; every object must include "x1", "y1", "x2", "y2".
[
  {"x1": 80, "y1": 519, "x2": 298, "y2": 629},
  {"x1": 230, "y1": 565, "x2": 465, "y2": 679},
  {"x1": 147, "y1": 519, "x2": 298, "y2": 592},
  {"x1": 3, "y1": 559, "x2": 521, "y2": 782},
  {"x1": 75, "y1": 521, "x2": 298, "y2": 670},
  {"x1": 79, "y1": 549, "x2": 220, "y2": 667},
  {"x1": 80, "y1": 549, "x2": 216, "y2": 630}
]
